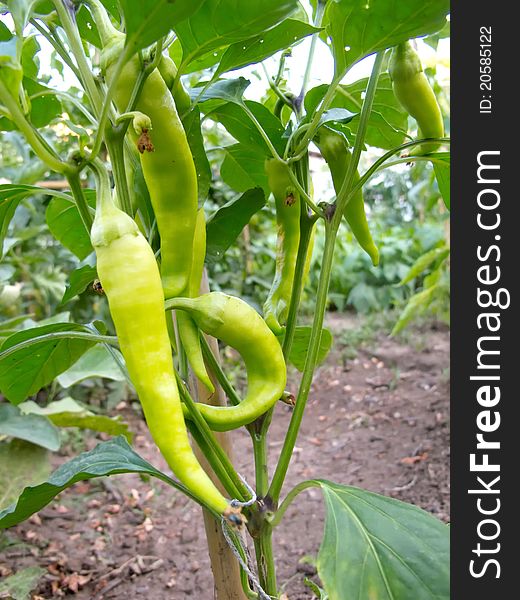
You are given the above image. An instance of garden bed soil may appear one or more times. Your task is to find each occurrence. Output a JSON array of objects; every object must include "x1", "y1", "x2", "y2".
[{"x1": 0, "y1": 317, "x2": 450, "y2": 599}]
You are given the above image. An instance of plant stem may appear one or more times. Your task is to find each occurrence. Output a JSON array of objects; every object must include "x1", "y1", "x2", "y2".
[
  {"x1": 296, "y1": 0, "x2": 325, "y2": 106},
  {"x1": 242, "y1": 103, "x2": 283, "y2": 162},
  {"x1": 175, "y1": 373, "x2": 252, "y2": 503},
  {"x1": 200, "y1": 335, "x2": 241, "y2": 406},
  {"x1": 51, "y1": 0, "x2": 103, "y2": 118},
  {"x1": 30, "y1": 19, "x2": 83, "y2": 82},
  {"x1": 267, "y1": 52, "x2": 386, "y2": 506},
  {"x1": 254, "y1": 527, "x2": 277, "y2": 596},
  {"x1": 67, "y1": 169, "x2": 93, "y2": 232},
  {"x1": 270, "y1": 481, "x2": 318, "y2": 527},
  {"x1": 0, "y1": 80, "x2": 67, "y2": 174},
  {"x1": 105, "y1": 126, "x2": 133, "y2": 215},
  {"x1": 267, "y1": 221, "x2": 336, "y2": 505},
  {"x1": 335, "y1": 52, "x2": 384, "y2": 214}
]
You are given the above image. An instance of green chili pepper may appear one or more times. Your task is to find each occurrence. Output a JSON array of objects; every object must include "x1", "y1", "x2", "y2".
[
  {"x1": 90, "y1": 179, "x2": 233, "y2": 519},
  {"x1": 318, "y1": 129, "x2": 379, "y2": 266},
  {"x1": 167, "y1": 292, "x2": 287, "y2": 432},
  {"x1": 389, "y1": 41, "x2": 444, "y2": 155},
  {"x1": 176, "y1": 209, "x2": 215, "y2": 392},
  {"x1": 94, "y1": 6, "x2": 197, "y2": 298},
  {"x1": 157, "y1": 54, "x2": 192, "y2": 116},
  {"x1": 263, "y1": 159, "x2": 315, "y2": 335}
]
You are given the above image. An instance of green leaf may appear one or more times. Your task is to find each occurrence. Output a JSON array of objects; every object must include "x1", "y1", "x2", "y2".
[
  {"x1": 181, "y1": 107, "x2": 212, "y2": 205},
  {"x1": 45, "y1": 191, "x2": 95, "y2": 260},
  {"x1": 313, "y1": 480, "x2": 449, "y2": 600},
  {"x1": 392, "y1": 285, "x2": 438, "y2": 335},
  {"x1": 205, "y1": 188, "x2": 266, "y2": 264},
  {"x1": 216, "y1": 19, "x2": 320, "y2": 76},
  {"x1": 0, "y1": 566, "x2": 46, "y2": 600},
  {"x1": 306, "y1": 74, "x2": 408, "y2": 150},
  {"x1": 220, "y1": 144, "x2": 270, "y2": 194},
  {"x1": 0, "y1": 184, "x2": 51, "y2": 254},
  {"x1": 288, "y1": 327, "x2": 333, "y2": 372},
  {"x1": 0, "y1": 436, "x2": 181, "y2": 528},
  {"x1": 424, "y1": 20, "x2": 450, "y2": 50},
  {"x1": 431, "y1": 153, "x2": 450, "y2": 210},
  {"x1": 19, "y1": 398, "x2": 132, "y2": 442},
  {"x1": 56, "y1": 344, "x2": 126, "y2": 387},
  {"x1": 0, "y1": 21, "x2": 12, "y2": 42},
  {"x1": 174, "y1": 0, "x2": 298, "y2": 72},
  {"x1": 0, "y1": 405, "x2": 60, "y2": 451},
  {"x1": 209, "y1": 100, "x2": 285, "y2": 155},
  {"x1": 24, "y1": 77, "x2": 62, "y2": 128},
  {"x1": 195, "y1": 77, "x2": 251, "y2": 105},
  {"x1": 120, "y1": 0, "x2": 205, "y2": 53},
  {"x1": 61, "y1": 264, "x2": 98, "y2": 305},
  {"x1": 0, "y1": 323, "x2": 98, "y2": 404},
  {"x1": 0, "y1": 440, "x2": 50, "y2": 511},
  {"x1": 304, "y1": 578, "x2": 329, "y2": 600},
  {"x1": 324, "y1": 0, "x2": 450, "y2": 76},
  {"x1": 399, "y1": 247, "x2": 449, "y2": 285}
]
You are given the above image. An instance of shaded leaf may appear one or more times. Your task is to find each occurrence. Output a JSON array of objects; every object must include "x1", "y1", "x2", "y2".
[
  {"x1": 288, "y1": 327, "x2": 333, "y2": 372},
  {"x1": 0, "y1": 436, "x2": 181, "y2": 528},
  {"x1": 61, "y1": 264, "x2": 98, "y2": 305},
  {"x1": 45, "y1": 190, "x2": 95, "y2": 260},
  {"x1": 181, "y1": 107, "x2": 212, "y2": 205},
  {"x1": 0, "y1": 405, "x2": 60, "y2": 451},
  {"x1": 209, "y1": 100, "x2": 285, "y2": 155},
  {"x1": 0, "y1": 323, "x2": 98, "y2": 404},
  {"x1": 195, "y1": 77, "x2": 250, "y2": 105},
  {"x1": 206, "y1": 188, "x2": 266, "y2": 264},
  {"x1": 0, "y1": 184, "x2": 52, "y2": 254},
  {"x1": 20, "y1": 398, "x2": 132, "y2": 441},
  {"x1": 220, "y1": 144, "x2": 269, "y2": 194},
  {"x1": 0, "y1": 566, "x2": 46, "y2": 600},
  {"x1": 0, "y1": 440, "x2": 50, "y2": 511}
]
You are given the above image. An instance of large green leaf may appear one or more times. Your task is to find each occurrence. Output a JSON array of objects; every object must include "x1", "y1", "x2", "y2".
[
  {"x1": 288, "y1": 327, "x2": 333, "y2": 372},
  {"x1": 306, "y1": 74, "x2": 408, "y2": 149},
  {"x1": 19, "y1": 398, "x2": 132, "y2": 441},
  {"x1": 315, "y1": 481, "x2": 449, "y2": 599},
  {"x1": 174, "y1": 0, "x2": 298, "y2": 72},
  {"x1": 0, "y1": 440, "x2": 50, "y2": 514},
  {"x1": 209, "y1": 100, "x2": 285, "y2": 155},
  {"x1": 0, "y1": 404, "x2": 60, "y2": 451},
  {"x1": 216, "y1": 19, "x2": 320, "y2": 76},
  {"x1": 56, "y1": 344, "x2": 126, "y2": 387},
  {"x1": 0, "y1": 436, "x2": 183, "y2": 528},
  {"x1": 205, "y1": 188, "x2": 266, "y2": 264},
  {"x1": 281, "y1": 480, "x2": 449, "y2": 600},
  {"x1": 220, "y1": 144, "x2": 270, "y2": 194},
  {"x1": 0, "y1": 323, "x2": 100, "y2": 404},
  {"x1": 119, "y1": 0, "x2": 205, "y2": 52},
  {"x1": 45, "y1": 191, "x2": 95, "y2": 260},
  {"x1": 325, "y1": 0, "x2": 450, "y2": 76},
  {"x1": 0, "y1": 566, "x2": 46, "y2": 600}
]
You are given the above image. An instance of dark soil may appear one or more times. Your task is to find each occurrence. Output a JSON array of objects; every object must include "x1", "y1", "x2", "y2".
[{"x1": 0, "y1": 316, "x2": 450, "y2": 599}]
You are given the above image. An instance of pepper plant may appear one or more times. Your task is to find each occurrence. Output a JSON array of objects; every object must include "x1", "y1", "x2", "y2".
[{"x1": 0, "y1": 1, "x2": 450, "y2": 598}]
